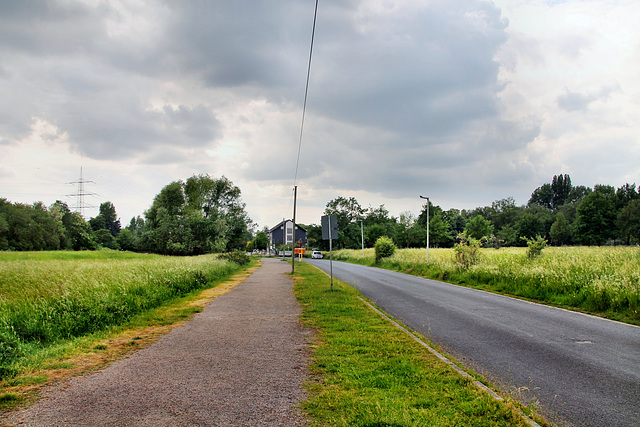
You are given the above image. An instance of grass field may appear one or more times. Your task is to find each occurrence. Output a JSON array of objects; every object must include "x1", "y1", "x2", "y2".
[
  {"x1": 293, "y1": 261, "x2": 539, "y2": 426},
  {"x1": 332, "y1": 246, "x2": 640, "y2": 325},
  {"x1": 0, "y1": 251, "x2": 246, "y2": 381}
]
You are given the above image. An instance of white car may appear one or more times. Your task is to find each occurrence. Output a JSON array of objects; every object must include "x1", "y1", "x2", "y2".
[{"x1": 311, "y1": 250, "x2": 323, "y2": 259}]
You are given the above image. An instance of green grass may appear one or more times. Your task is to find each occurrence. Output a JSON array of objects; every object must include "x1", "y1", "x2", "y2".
[
  {"x1": 333, "y1": 247, "x2": 640, "y2": 325},
  {"x1": 0, "y1": 251, "x2": 247, "y2": 380},
  {"x1": 294, "y1": 262, "x2": 536, "y2": 426}
]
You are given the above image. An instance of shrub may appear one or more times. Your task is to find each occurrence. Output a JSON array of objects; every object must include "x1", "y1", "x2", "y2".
[
  {"x1": 523, "y1": 235, "x2": 547, "y2": 259},
  {"x1": 453, "y1": 232, "x2": 481, "y2": 268},
  {"x1": 374, "y1": 236, "x2": 396, "y2": 263},
  {"x1": 219, "y1": 250, "x2": 250, "y2": 265}
]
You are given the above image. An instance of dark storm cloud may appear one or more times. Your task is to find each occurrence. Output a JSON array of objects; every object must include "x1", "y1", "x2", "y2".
[
  {"x1": 308, "y1": 1, "x2": 509, "y2": 138},
  {"x1": 0, "y1": 1, "x2": 98, "y2": 54},
  {"x1": 0, "y1": 0, "x2": 224, "y2": 161},
  {"x1": 237, "y1": 0, "x2": 535, "y2": 197},
  {"x1": 0, "y1": 0, "x2": 538, "y2": 191},
  {"x1": 157, "y1": 0, "x2": 312, "y2": 91}
]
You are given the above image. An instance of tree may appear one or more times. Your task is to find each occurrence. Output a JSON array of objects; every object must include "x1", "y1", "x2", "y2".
[
  {"x1": 63, "y1": 211, "x2": 97, "y2": 250},
  {"x1": 128, "y1": 216, "x2": 145, "y2": 233},
  {"x1": 428, "y1": 213, "x2": 453, "y2": 248},
  {"x1": 116, "y1": 229, "x2": 137, "y2": 251},
  {"x1": 516, "y1": 212, "x2": 543, "y2": 241},
  {"x1": 566, "y1": 185, "x2": 592, "y2": 205},
  {"x1": 549, "y1": 212, "x2": 571, "y2": 245},
  {"x1": 551, "y1": 174, "x2": 572, "y2": 209},
  {"x1": 325, "y1": 197, "x2": 365, "y2": 230},
  {"x1": 617, "y1": 199, "x2": 640, "y2": 245},
  {"x1": 615, "y1": 183, "x2": 638, "y2": 211},
  {"x1": 0, "y1": 200, "x2": 63, "y2": 251},
  {"x1": 489, "y1": 197, "x2": 521, "y2": 231},
  {"x1": 442, "y1": 208, "x2": 466, "y2": 237},
  {"x1": 0, "y1": 210, "x2": 8, "y2": 250},
  {"x1": 98, "y1": 202, "x2": 121, "y2": 237},
  {"x1": 574, "y1": 188, "x2": 616, "y2": 245},
  {"x1": 94, "y1": 229, "x2": 119, "y2": 250},
  {"x1": 395, "y1": 211, "x2": 417, "y2": 248},
  {"x1": 496, "y1": 225, "x2": 519, "y2": 247},
  {"x1": 528, "y1": 183, "x2": 553, "y2": 210},
  {"x1": 305, "y1": 224, "x2": 327, "y2": 251},
  {"x1": 416, "y1": 201, "x2": 442, "y2": 229},
  {"x1": 530, "y1": 174, "x2": 573, "y2": 210},
  {"x1": 324, "y1": 197, "x2": 368, "y2": 249},
  {"x1": 146, "y1": 181, "x2": 185, "y2": 225},
  {"x1": 464, "y1": 215, "x2": 494, "y2": 241},
  {"x1": 254, "y1": 231, "x2": 269, "y2": 250},
  {"x1": 142, "y1": 175, "x2": 252, "y2": 254}
]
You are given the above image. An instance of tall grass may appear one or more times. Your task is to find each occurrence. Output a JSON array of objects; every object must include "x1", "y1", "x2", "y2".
[
  {"x1": 333, "y1": 247, "x2": 640, "y2": 324},
  {"x1": 0, "y1": 251, "x2": 242, "y2": 378}
]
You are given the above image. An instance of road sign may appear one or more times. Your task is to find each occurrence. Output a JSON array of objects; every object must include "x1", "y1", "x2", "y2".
[{"x1": 321, "y1": 214, "x2": 338, "y2": 240}]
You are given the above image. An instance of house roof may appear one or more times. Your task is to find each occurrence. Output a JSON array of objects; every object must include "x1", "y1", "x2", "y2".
[{"x1": 268, "y1": 220, "x2": 307, "y2": 233}]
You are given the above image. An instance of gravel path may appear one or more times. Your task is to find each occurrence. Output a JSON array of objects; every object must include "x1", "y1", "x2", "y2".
[{"x1": 3, "y1": 258, "x2": 310, "y2": 426}]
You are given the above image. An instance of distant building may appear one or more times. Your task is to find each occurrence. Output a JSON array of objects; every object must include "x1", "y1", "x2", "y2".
[{"x1": 268, "y1": 220, "x2": 307, "y2": 248}]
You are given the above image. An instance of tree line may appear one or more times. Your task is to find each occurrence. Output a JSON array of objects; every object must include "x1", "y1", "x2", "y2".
[
  {"x1": 0, "y1": 174, "x2": 253, "y2": 255},
  {"x1": 303, "y1": 174, "x2": 640, "y2": 250}
]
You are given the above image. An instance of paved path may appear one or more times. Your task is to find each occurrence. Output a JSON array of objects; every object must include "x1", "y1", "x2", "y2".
[
  {"x1": 306, "y1": 259, "x2": 640, "y2": 427},
  {"x1": 4, "y1": 258, "x2": 309, "y2": 427}
]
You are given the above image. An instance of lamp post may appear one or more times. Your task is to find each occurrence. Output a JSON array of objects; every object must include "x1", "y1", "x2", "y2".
[
  {"x1": 420, "y1": 195, "x2": 429, "y2": 263},
  {"x1": 360, "y1": 220, "x2": 364, "y2": 256}
]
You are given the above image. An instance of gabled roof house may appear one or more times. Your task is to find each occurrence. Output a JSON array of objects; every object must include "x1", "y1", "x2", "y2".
[{"x1": 268, "y1": 219, "x2": 307, "y2": 247}]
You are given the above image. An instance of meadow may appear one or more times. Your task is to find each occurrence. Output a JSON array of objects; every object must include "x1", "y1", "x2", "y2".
[
  {"x1": 332, "y1": 246, "x2": 640, "y2": 325},
  {"x1": 0, "y1": 251, "x2": 244, "y2": 380}
]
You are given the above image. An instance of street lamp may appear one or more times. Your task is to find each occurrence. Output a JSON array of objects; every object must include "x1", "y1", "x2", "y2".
[
  {"x1": 420, "y1": 195, "x2": 429, "y2": 263},
  {"x1": 360, "y1": 220, "x2": 364, "y2": 256}
]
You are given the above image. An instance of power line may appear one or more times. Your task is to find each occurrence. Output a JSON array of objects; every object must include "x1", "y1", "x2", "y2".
[
  {"x1": 66, "y1": 167, "x2": 98, "y2": 218},
  {"x1": 293, "y1": 0, "x2": 319, "y2": 187}
]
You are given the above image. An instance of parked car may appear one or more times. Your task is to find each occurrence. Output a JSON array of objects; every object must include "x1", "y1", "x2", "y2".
[{"x1": 311, "y1": 250, "x2": 323, "y2": 259}]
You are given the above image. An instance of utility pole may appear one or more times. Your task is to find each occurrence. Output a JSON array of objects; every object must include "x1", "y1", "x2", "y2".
[
  {"x1": 67, "y1": 167, "x2": 97, "y2": 218},
  {"x1": 291, "y1": 185, "x2": 297, "y2": 274},
  {"x1": 420, "y1": 195, "x2": 429, "y2": 263},
  {"x1": 282, "y1": 217, "x2": 285, "y2": 257}
]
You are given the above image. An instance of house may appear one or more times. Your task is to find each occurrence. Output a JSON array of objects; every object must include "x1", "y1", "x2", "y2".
[{"x1": 268, "y1": 220, "x2": 307, "y2": 248}]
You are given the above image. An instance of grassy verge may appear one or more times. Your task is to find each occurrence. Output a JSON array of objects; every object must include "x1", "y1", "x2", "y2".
[
  {"x1": 333, "y1": 247, "x2": 640, "y2": 325},
  {"x1": 0, "y1": 251, "x2": 257, "y2": 410},
  {"x1": 294, "y1": 261, "x2": 541, "y2": 426}
]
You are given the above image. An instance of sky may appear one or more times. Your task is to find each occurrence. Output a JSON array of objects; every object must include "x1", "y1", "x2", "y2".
[{"x1": 1, "y1": 0, "x2": 639, "y2": 231}]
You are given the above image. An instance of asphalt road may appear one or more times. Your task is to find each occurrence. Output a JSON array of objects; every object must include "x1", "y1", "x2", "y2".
[{"x1": 306, "y1": 258, "x2": 640, "y2": 427}]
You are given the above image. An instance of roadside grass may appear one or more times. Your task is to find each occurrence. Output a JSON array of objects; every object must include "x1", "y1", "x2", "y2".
[
  {"x1": 294, "y1": 261, "x2": 539, "y2": 426},
  {"x1": 332, "y1": 247, "x2": 640, "y2": 325},
  {"x1": 0, "y1": 251, "x2": 258, "y2": 410}
]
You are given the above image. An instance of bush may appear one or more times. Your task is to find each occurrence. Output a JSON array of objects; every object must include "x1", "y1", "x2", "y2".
[
  {"x1": 453, "y1": 232, "x2": 481, "y2": 268},
  {"x1": 374, "y1": 236, "x2": 396, "y2": 263},
  {"x1": 523, "y1": 235, "x2": 547, "y2": 259},
  {"x1": 219, "y1": 250, "x2": 250, "y2": 265}
]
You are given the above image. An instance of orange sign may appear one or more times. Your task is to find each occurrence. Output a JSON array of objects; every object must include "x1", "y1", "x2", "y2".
[{"x1": 294, "y1": 248, "x2": 306, "y2": 255}]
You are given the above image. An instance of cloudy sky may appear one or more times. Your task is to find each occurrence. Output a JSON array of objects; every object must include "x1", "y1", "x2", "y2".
[{"x1": 1, "y1": 0, "x2": 639, "y2": 230}]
